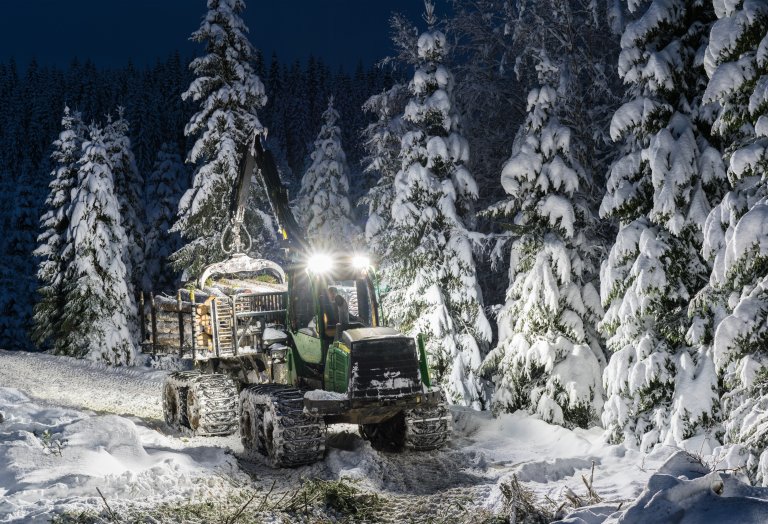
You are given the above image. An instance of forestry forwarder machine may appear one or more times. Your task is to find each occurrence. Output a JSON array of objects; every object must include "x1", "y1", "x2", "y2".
[{"x1": 141, "y1": 133, "x2": 450, "y2": 467}]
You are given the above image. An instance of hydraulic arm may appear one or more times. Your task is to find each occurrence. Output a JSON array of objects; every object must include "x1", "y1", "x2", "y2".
[{"x1": 224, "y1": 132, "x2": 308, "y2": 256}]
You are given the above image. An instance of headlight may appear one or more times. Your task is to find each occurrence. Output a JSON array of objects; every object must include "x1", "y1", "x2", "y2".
[
  {"x1": 307, "y1": 253, "x2": 333, "y2": 273},
  {"x1": 352, "y1": 255, "x2": 371, "y2": 270}
]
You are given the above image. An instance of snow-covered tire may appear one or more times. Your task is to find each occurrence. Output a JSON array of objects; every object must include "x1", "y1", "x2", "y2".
[
  {"x1": 186, "y1": 373, "x2": 239, "y2": 436},
  {"x1": 163, "y1": 371, "x2": 200, "y2": 430},
  {"x1": 360, "y1": 403, "x2": 451, "y2": 452},
  {"x1": 240, "y1": 384, "x2": 326, "y2": 468},
  {"x1": 404, "y1": 403, "x2": 451, "y2": 451}
]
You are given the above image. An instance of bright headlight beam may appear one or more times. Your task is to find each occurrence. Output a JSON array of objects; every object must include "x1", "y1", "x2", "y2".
[
  {"x1": 307, "y1": 253, "x2": 333, "y2": 273},
  {"x1": 352, "y1": 255, "x2": 371, "y2": 269}
]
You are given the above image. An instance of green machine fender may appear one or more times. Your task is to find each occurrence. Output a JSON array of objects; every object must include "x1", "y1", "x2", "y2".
[
  {"x1": 324, "y1": 342, "x2": 351, "y2": 393},
  {"x1": 417, "y1": 334, "x2": 431, "y2": 388}
]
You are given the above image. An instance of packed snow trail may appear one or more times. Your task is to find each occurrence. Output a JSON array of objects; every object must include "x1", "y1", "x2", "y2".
[
  {"x1": 0, "y1": 350, "x2": 165, "y2": 422},
  {"x1": 4, "y1": 349, "x2": 767, "y2": 522}
]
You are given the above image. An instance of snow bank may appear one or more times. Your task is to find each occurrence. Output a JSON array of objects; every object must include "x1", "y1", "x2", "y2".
[
  {"x1": 600, "y1": 451, "x2": 768, "y2": 523},
  {"x1": 0, "y1": 387, "x2": 243, "y2": 522},
  {"x1": 463, "y1": 409, "x2": 675, "y2": 517}
]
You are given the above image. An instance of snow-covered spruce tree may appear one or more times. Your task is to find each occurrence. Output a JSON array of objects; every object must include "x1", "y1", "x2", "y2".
[
  {"x1": 171, "y1": 0, "x2": 268, "y2": 278},
  {"x1": 362, "y1": 14, "x2": 417, "y2": 285},
  {"x1": 105, "y1": 108, "x2": 145, "y2": 286},
  {"x1": 480, "y1": 0, "x2": 619, "y2": 428},
  {"x1": 0, "y1": 160, "x2": 43, "y2": 349},
  {"x1": 294, "y1": 98, "x2": 360, "y2": 250},
  {"x1": 361, "y1": 83, "x2": 411, "y2": 267},
  {"x1": 59, "y1": 125, "x2": 136, "y2": 364},
  {"x1": 104, "y1": 108, "x2": 142, "y2": 339},
  {"x1": 699, "y1": 0, "x2": 768, "y2": 484},
  {"x1": 481, "y1": 89, "x2": 605, "y2": 427},
  {"x1": 32, "y1": 106, "x2": 85, "y2": 350},
  {"x1": 143, "y1": 143, "x2": 185, "y2": 292},
  {"x1": 386, "y1": 2, "x2": 492, "y2": 408},
  {"x1": 600, "y1": 0, "x2": 725, "y2": 449}
]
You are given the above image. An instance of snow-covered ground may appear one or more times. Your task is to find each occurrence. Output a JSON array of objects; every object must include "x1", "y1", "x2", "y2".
[{"x1": 2, "y1": 349, "x2": 768, "y2": 523}]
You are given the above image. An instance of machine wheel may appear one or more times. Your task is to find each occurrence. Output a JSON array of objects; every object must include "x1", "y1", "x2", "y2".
[
  {"x1": 163, "y1": 371, "x2": 200, "y2": 430},
  {"x1": 240, "y1": 384, "x2": 326, "y2": 467},
  {"x1": 186, "y1": 373, "x2": 239, "y2": 436},
  {"x1": 360, "y1": 402, "x2": 452, "y2": 452},
  {"x1": 404, "y1": 402, "x2": 451, "y2": 451}
]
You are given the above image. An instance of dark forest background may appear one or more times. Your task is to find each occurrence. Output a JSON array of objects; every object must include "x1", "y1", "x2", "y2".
[{"x1": 0, "y1": 52, "x2": 405, "y2": 349}]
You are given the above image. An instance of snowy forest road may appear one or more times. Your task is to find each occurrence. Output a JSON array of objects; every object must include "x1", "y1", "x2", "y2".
[
  {"x1": 0, "y1": 350, "x2": 509, "y2": 522},
  {"x1": 0, "y1": 350, "x2": 166, "y2": 423},
  {"x1": 0, "y1": 350, "x2": 667, "y2": 522}
]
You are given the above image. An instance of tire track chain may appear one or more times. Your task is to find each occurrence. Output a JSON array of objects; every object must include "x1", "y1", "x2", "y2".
[
  {"x1": 240, "y1": 384, "x2": 326, "y2": 467},
  {"x1": 163, "y1": 371, "x2": 201, "y2": 429},
  {"x1": 186, "y1": 373, "x2": 239, "y2": 436},
  {"x1": 405, "y1": 402, "x2": 452, "y2": 451}
]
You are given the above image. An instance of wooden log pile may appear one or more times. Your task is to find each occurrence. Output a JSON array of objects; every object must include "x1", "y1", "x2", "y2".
[
  {"x1": 143, "y1": 292, "x2": 215, "y2": 354},
  {"x1": 141, "y1": 285, "x2": 287, "y2": 358}
]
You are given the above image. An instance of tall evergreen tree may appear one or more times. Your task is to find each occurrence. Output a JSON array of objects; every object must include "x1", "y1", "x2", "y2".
[
  {"x1": 361, "y1": 82, "x2": 411, "y2": 266},
  {"x1": 599, "y1": 0, "x2": 725, "y2": 450},
  {"x1": 362, "y1": 16, "x2": 416, "y2": 299},
  {"x1": 295, "y1": 98, "x2": 359, "y2": 250},
  {"x1": 698, "y1": 0, "x2": 768, "y2": 484},
  {"x1": 171, "y1": 0, "x2": 268, "y2": 278},
  {"x1": 59, "y1": 125, "x2": 136, "y2": 364},
  {"x1": 386, "y1": 1, "x2": 492, "y2": 408},
  {"x1": 104, "y1": 108, "x2": 144, "y2": 301},
  {"x1": 102, "y1": 109, "x2": 143, "y2": 349},
  {"x1": 144, "y1": 143, "x2": 185, "y2": 292},
  {"x1": 32, "y1": 106, "x2": 85, "y2": 350},
  {"x1": 482, "y1": 52, "x2": 606, "y2": 430}
]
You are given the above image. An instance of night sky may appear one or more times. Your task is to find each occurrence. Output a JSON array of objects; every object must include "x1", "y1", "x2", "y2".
[{"x1": 0, "y1": 0, "x2": 427, "y2": 70}]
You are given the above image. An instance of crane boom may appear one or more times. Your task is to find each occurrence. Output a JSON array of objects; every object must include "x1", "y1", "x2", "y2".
[
  {"x1": 250, "y1": 136, "x2": 307, "y2": 251},
  {"x1": 225, "y1": 132, "x2": 308, "y2": 256}
]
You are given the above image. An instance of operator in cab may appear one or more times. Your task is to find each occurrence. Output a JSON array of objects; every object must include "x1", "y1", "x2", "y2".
[{"x1": 327, "y1": 286, "x2": 349, "y2": 326}]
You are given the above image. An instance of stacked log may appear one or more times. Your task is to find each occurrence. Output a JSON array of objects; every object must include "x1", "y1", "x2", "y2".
[
  {"x1": 141, "y1": 286, "x2": 287, "y2": 358},
  {"x1": 143, "y1": 293, "x2": 215, "y2": 354}
]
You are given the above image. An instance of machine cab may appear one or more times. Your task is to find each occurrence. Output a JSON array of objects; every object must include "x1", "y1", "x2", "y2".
[{"x1": 286, "y1": 253, "x2": 380, "y2": 387}]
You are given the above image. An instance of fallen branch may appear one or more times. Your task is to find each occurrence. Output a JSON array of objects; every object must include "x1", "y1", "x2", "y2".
[
  {"x1": 255, "y1": 479, "x2": 277, "y2": 512},
  {"x1": 96, "y1": 487, "x2": 119, "y2": 523},
  {"x1": 225, "y1": 491, "x2": 259, "y2": 524}
]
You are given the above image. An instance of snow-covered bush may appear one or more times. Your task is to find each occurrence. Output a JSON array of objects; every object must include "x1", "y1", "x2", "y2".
[
  {"x1": 600, "y1": 0, "x2": 725, "y2": 449},
  {"x1": 294, "y1": 98, "x2": 360, "y2": 250},
  {"x1": 383, "y1": 2, "x2": 492, "y2": 408}
]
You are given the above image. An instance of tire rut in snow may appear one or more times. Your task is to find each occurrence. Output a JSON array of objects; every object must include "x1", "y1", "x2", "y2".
[
  {"x1": 363, "y1": 449, "x2": 495, "y2": 523},
  {"x1": 236, "y1": 432, "x2": 495, "y2": 523},
  {"x1": 372, "y1": 448, "x2": 486, "y2": 494},
  {"x1": 0, "y1": 349, "x2": 165, "y2": 421}
]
